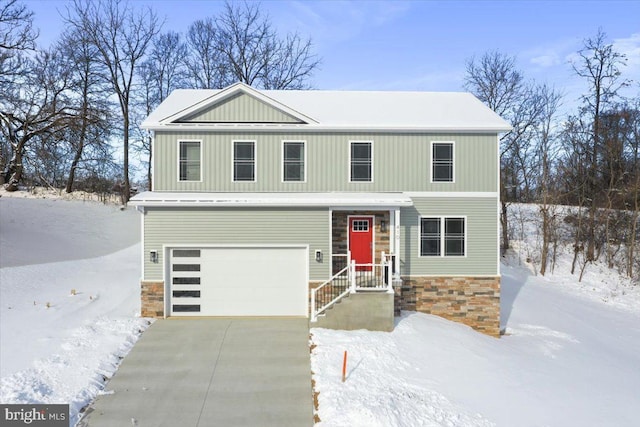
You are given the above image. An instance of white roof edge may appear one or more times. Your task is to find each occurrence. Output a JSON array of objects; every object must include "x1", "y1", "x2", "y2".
[
  {"x1": 141, "y1": 124, "x2": 512, "y2": 133},
  {"x1": 129, "y1": 192, "x2": 413, "y2": 207}
]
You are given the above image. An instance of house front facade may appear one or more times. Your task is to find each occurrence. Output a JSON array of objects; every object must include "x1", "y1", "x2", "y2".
[{"x1": 130, "y1": 82, "x2": 510, "y2": 337}]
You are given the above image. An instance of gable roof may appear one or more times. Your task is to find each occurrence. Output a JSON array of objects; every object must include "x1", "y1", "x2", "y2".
[{"x1": 143, "y1": 82, "x2": 512, "y2": 132}]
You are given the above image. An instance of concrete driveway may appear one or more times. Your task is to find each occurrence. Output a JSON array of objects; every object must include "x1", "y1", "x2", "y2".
[{"x1": 79, "y1": 318, "x2": 312, "y2": 427}]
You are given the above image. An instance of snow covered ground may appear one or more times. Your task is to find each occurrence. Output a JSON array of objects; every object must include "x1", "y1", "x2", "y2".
[
  {"x1": 311, "y1": 204, "x2": 640, "y2": 427},
  {"x1": 0, "y1": 193, "x2": 149, "y2": 426},
  {"x1": 1, "y1": 194, "x2": 639, "y2": 427}
]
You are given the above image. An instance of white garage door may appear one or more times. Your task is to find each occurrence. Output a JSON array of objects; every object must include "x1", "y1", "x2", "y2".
[{"x1": 169, "y1": 247, "x2": 308, "y2": 317}]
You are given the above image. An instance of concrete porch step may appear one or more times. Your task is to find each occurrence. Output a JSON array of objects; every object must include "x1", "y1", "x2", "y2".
[{"x1": 312, "y1": 291, "x2": 394, "y2": 332}]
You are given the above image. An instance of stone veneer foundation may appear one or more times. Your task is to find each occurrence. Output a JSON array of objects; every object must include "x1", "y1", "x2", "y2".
[
  {"x1": 141, "y1": 281, "x2": 164, "y2": 317},
  {"x1": 396, "y1": 276, "x2": 501, "y2": 337}
]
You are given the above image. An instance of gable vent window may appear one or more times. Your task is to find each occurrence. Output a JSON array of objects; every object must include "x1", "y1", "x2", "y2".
[
  {"x1": 283, "y1": 141, "x2": 305, "y2": 182},
  {"x1": 179, "y1": 141, "x2": 201, "y2": 181},
  {"x1": 233, "y1": 141, "x2": 256, "y2": 182},
  {"x1": 432, "y1": 142, "x2": 454, "y2": 182},
  {"x1": 350, "y1": 141, "x2": 373, "y2": 182}
]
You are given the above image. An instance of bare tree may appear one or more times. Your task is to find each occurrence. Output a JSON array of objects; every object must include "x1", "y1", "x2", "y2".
[
  {"x1": 0, "y1": 0, "x2": 37, "y2": 168},
  {"x1": 184, "y1": 1, "x2": 320, "y2": 90},
  {"x1": 65, "y1": 0, "x2": 160, "y2": 202},
  {"x1": 534, "y1": 84, "x2": 563, "y2": 276},
  {"x1": 0, "y1": 49, "x2": 73, "y2": 190},
  {"x1": 133, "y1": 31, "x2": 187, "y2": 190},
  {"x1": 571, "y1": 29, "x2": 629, "y2": 262},
  {"x1": 56, "y1": 28, "x2": 114, "y2": 193},
  {"x1": 184, "y1": 17, "x2": 227, "y2": 89},
  {"x1": 464, "y1": 51, "x2": 545, "y2": 255},
  {"x1": 0, "y1": 0, "x2": 37, "y2": 51}
]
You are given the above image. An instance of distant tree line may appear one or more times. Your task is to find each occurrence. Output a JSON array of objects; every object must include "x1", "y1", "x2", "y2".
[
  {"x1": 464, "y1": 30, "x2": 639, "y2": 279},
  {"x1": 0, "y1": 0, "x2": 320, "y2": 201}
]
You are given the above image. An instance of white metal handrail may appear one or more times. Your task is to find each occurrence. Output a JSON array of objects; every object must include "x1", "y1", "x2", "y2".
[
  {"x1": 311, "y1": 252, "x2": 396, "y2": 322},
  {"x1": 311, "y1": 264, "x2": 350, "y2": 322}
]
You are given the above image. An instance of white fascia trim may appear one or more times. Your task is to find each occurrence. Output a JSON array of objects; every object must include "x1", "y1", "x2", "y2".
[
  {"x1": 404, "y1": 191, "x2": 498, "y2": 198},
  {"x1": 143, "y1": 124, "x2": 512, "y2": 133},
  {"x1": 402, "y1": 274, "x2": 502, "y2": 278},
  {"x1": 159, "y1": 82, "x2": 318, "y2": 125},
  {"x1": 131, "y1": 201, "x2": 413, "y2": 208},
  {"x1": 139, "y1": 207, "x2": 145, "y2": 281}
]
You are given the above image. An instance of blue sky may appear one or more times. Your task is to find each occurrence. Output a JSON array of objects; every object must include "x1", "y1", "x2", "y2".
[{"x1": 25, "y1": 0, "x2": 640, "y2": 108}]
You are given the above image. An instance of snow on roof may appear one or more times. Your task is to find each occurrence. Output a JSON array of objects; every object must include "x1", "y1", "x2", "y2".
[
  {"x1": 143, "y1": 83, "x2": 512, "y2": 132},
  {"x1": 129, "y1": 192, "x2": 413, "y2": 208}
]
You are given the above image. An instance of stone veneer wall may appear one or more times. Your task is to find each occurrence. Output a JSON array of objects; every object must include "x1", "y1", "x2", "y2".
[
  {"x1": 396, "y1": 276, "x2": 500, "y2": 337},
  {"x1": 141, "y1": 281, "x2": 164, "y2": 318}
]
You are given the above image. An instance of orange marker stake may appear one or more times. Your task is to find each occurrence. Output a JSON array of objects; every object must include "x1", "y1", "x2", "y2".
[{"x1": 342, "y1": 350, "x2": 348, "y2": 382}]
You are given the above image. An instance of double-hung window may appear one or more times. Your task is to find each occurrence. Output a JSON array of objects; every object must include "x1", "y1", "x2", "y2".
[
  {"x1": 420, "y1": 217, "x2": 465, "y2": 256},
  {"x1": 233, "y1": 141, "x2": 255, "y2": 182},
  {"x1": 431, "y1": 141, "x2": 454, "y2": 182},
  {"x1": 178, "y1": 140, "x2": 201, "y2": 181},
  {"x1": 350, "y1": 141, "x2": 372, "y2": 182},
  {"x1": 282, "y1": 141, "x2": 305, "y2": 182}
]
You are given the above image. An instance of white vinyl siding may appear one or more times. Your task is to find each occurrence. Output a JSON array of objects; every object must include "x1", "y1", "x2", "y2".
[
  {"x1": 178, "y1": 140, "x2": 201, "y2": 181},
  {"x1": 282, "y1": 141, "x2": 306, "y2": 182},
  {"x1": 431, "y1": 141, "x2": 454, "y2": 183}
]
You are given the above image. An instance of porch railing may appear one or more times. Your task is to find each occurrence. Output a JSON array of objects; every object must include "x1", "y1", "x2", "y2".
[{"x1": 311, "y1": 252, "x2": 395, "y2": 322}]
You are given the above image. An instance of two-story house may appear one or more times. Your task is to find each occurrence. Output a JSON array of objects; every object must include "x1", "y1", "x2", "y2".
[{"x1": 130, "y1": 82, "x2": 510, "y2": 337}]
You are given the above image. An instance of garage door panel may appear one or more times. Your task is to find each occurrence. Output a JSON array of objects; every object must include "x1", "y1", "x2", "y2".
[{"x1": 170, "y1": 247, "x2": 307, "y2": 317}]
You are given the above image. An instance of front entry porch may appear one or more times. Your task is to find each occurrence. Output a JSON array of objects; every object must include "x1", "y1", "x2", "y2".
[{"x1": 309, "y1": 209, "x2": 400, "y2": 331}]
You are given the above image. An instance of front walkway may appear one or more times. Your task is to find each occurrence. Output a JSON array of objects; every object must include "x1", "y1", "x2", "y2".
[{"x1": 79, "y1": 318, "x2": 312, "y2": 427}]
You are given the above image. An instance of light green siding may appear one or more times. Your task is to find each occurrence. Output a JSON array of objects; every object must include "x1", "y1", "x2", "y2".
[
  {"x1": 181, "y1": 93, "x2": 302, "y2": 123},
  {"x1": 143, "y1": 207, "x2": 330, "y2": 281},
  {"x1": 153, "y1": 131, "x2": 498, "y2": 192},
  {"x1": 400, "y1": 197, "x2": 498, "y2": 276}
]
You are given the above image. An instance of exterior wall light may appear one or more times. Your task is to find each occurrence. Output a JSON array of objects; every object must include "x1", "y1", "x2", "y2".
[
  {"x1": 380, "y1": 220, "x2": 387, "y2": 233},
  {"x1": 315, "y1": 250, "x2": 323, "y2": 263},
  {"x1": 150, "y1": 250, "x2": 158, "y2": 263}
]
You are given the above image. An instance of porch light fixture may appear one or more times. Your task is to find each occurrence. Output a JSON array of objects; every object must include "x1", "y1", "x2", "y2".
[
  {"x1": 380, "y1": 220, "x2": 387, "y2": 233},
  {"x1": 315, "y1": 250, "x2": 323, "y2": 263},
  {"x1": 150, "y1": 250, "x2": 158, "y2": 263}
]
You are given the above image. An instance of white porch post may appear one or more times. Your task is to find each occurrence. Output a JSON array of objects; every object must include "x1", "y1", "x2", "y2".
[
  {"x1": 350, "y1": 260, "x2": 356, "y2": 293},
  {"x1": 394, "y1": 208, "x2": 401, "y2": 280}
]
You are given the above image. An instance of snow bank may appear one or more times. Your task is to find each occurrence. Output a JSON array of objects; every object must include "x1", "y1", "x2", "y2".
[
  {"x1": 0, "y1": 197, "x2": 148, "y2": 426},
  {"x1": 0, "y1": 196, "x2": 139, "y2": 268}
]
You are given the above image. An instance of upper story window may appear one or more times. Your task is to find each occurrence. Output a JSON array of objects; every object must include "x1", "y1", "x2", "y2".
[
  {"x1": 350, "y1": 141, "x2": 373, "y2": 182},
  {"x1": 420, "y1": 217, "x2": 466, "y2": 257},
  {"x1": 431, "y1": 141, "x2": 454, "y2": 182},
  {"x1": 233, "y1": 141, "x2": 255, "y2": 182},
  {"x1": 178, "y1": 140, "x2": 201, "y2": 181},
  {"x1": 282, "y1": 141, "x2": 305, "y2": 182}
]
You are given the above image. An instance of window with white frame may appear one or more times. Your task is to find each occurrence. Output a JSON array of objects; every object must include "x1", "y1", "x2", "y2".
[
  {"x1": 282, "y1": 141, "x2": 305, "y2": 182},
  {"x1": 420, "y1": 217, "x2": 465, "y2": 256},
  {"x1": 178, "y1": 140, "x2": 201, "y2": 181},
  {"x1": 233, "y1": 141, "x2": 255, "y2": 181},
  {"x1": 432, "y1": 142, "x2": 454, "y2": 182},
  {"x1": 350, "y1": 141, "x2": 372, "y2": 182}
]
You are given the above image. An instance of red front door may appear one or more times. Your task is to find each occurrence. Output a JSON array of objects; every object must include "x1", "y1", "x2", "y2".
[{"x1": 349, "y1": 217, "x2": 373, "y2": 271}]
